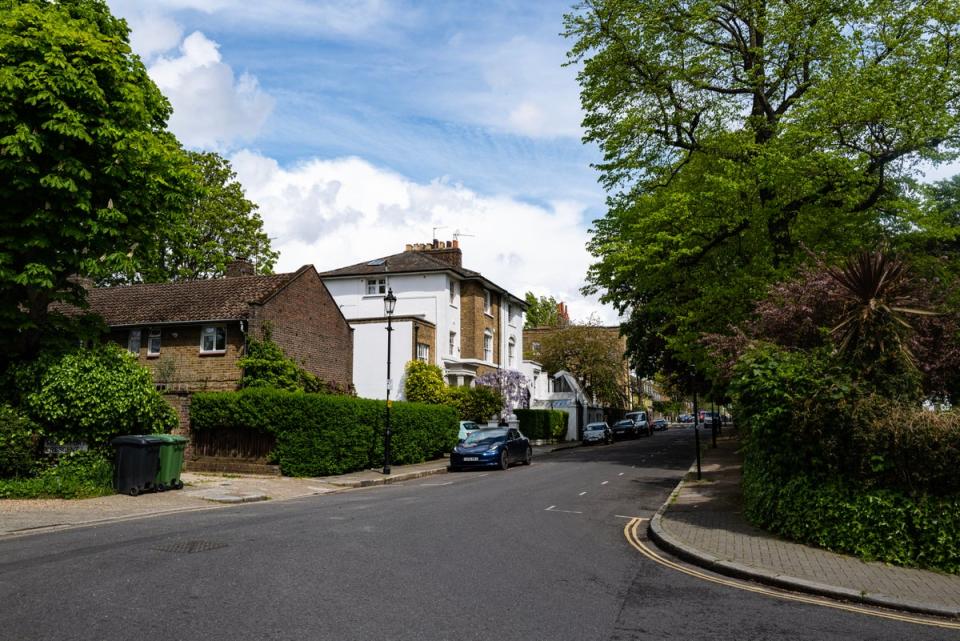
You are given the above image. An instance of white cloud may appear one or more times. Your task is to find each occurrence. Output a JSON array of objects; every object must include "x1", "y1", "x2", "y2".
[
  {"x1": 230, "y1": 150, "x2": 617, "y2": 323},
  {"x1": 147, "y1": 32, "x2": 274, "y2": 149},
  {"x1": 125, "y1": 13, "x2": 184, "y2": 60},
  {"x1": 445, "y1": 36, "x2": 584, "y2": 139}
]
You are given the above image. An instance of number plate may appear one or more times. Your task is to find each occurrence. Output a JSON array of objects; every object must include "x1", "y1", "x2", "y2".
[{"x1": 464, "y1": 457, "x2": 479, "y2": 462}]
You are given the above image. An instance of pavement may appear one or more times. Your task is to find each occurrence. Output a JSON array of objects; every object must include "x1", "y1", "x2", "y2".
[
  {"x1": 0, "y1": 441, "x2": 579, "y2": 538},
  {"x1": 648, "y1": 429, "x2": 960, "y2": 620}
]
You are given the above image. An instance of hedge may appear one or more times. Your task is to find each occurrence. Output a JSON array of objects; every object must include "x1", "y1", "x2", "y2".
[
  {"x1": 191, "y1": 388, "x2": 458, "y2": 476},
  {"x1": 514, "y1": 409, "x2": 567, "y2": 441}
]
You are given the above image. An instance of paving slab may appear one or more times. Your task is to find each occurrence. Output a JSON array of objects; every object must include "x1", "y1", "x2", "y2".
[{"x1": 648, "y1": 431, "x2": 960, "y2": 619}]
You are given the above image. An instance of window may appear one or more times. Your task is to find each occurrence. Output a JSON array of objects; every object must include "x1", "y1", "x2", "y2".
[
  {"x1": 483, "y1": 330, "x2": 493, "y2": 362},
  {"x1": 127, "y1": 329, "x2": 141, "y2": 355},
  {"x1": 449, "y1": 279, "x2": 457, "y2": 305},
  {"x1": 417, "y1": 342, "x2": 430, "y2": 362},
  {"x1": 449, "y1": 331, "x2": 457, "y2": 355},
  {"x1": 201, "y1": 326, "x2": 226, "y2": 353},
  {"x1": 508, "y1": 337, "x2": 515, "y2": 367},
  {"x1": 483, "y1": 289, "x2": 491, "y2": 314},
  {"x1": 531, "y1": 341, "x2": 541, "y2": 353},
  {"x1": 366, "y1": 278, "x2": 387, "y2": 295},
  {"x1": 147, "y1": 328, "x2": 161, "y2": 356}
]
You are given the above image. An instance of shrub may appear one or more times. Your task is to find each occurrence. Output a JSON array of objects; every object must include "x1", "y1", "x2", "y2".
[
  {"x1": 514, "y1": 409, "x2": 568, "y2": 440},
  {"x1": 0, "y1": 404, "x2": 42, "y2": 478},
  {"x1": 403, "y1": 361, "x2": 447, "y2": 405},
  {"x1": 0, "y1": 449, "x2": 113, "y2": 499},
  {"x1": 445, "y1": 386, "x2": 501, "y2": 423},
  {"x1": 21, "y1": 345, "x2": 177, "y2": 445},
  {"x1": 191, "y1": 388, "x2": 458, "y2": 476},
  {"x1": 239, "y1": 334, "x2": 350, "y2": 394}
]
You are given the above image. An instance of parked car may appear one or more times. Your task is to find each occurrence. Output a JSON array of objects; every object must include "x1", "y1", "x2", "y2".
[
  {"x1": 611, "y1": 419, "x2": 638, "y2": 440},
  {"x1": 582, "y1": 422, "x2": 612, "y2": 445},
  {"x1": 678, "y1": 414, "x2": 694, "y2": 423},
  {"x1": 449, "y1": 428, "x2": 531, "y2": 471},
  {"x1": 458, "y1": 420, "x2": 481, "y2": 442},
  {"x1": 624, "y1": 411, "x2": 652, "y2": 436},
  {"x1": 652, "y1": 418, "x2": 669, "y2": 431}
]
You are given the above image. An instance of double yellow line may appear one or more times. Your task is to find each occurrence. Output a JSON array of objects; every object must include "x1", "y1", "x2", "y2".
[{"x1": 623, "y1": 518, "x2": 960, "y2": 631}]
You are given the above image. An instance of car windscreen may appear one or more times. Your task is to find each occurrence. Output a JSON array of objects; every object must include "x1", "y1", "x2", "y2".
[
  {"x1": 462, "y1": 430, "x2": 507, "y2": 446},
  {"x1": 614, "y1": 421, "x2": 633, "y2": 427},
  {"x1": 585, "y1": 424, "x2": 605, "y2": 431}
]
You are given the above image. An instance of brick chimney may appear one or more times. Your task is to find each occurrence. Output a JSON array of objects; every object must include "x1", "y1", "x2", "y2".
[
  {"x1": 226, "y1": 257, "x2": 256, "y2": 277},
  {"x1": 404, "y1": 239, "x2": 462, "y2": 268}
]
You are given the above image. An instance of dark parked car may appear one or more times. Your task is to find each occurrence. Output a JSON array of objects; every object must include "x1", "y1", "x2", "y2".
[
  {"x1": 652, "y1": 418, "x2": 669, "y2": 431},
  {"x1": 611, "y1": 419, "x2": 638, "y2": 439},
  {"x1": 449, "y1": 428, "x2": 531, "y2": 471},
  {"x1": 678, "y1": 414, "x2": 694, "y2": 423},
  {"x1": 582, "y1": 422, "x2": 612, "y2": 445}
]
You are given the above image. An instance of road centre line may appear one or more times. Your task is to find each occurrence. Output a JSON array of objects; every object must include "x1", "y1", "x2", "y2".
[
  {"x1": 615, "y1": 515, "x2": 648, "y2": 520},
  {"x1": 618, "y1": 473, "x2": 624, "y2": 476},
  {"x1": 419, "y1": 482, "x2": 453, "y2": 486},
  {"x1": 579, "y1": 492, "x2": 587, "y2": 496},
  {"x1": 622, "y1": 518, "x2": 960, "y2": 630},
  {"x1": 545, "y1": 505, "x2": 583, "y2": 514},
  {"x1": 601, "y1": 481, "x2": 609, "y2": 485}
]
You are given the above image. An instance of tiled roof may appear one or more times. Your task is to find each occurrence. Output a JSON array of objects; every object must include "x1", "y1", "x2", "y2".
[
  {"x1": 319, "y1": 250, "x2": 480, "y2": 279},
  {"x1": 73, "y1": 269, "x2": 306, "y2": 326}
]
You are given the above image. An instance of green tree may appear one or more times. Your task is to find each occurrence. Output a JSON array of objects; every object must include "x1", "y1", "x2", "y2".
[
  {"x1": 0, "y1": 0, "x2": 191, "y2": 359},
  {"x1": 524, "y1": 292, "x2": 562, "y2": 328},
  {"x1": 565, "y1": 0, "x2": 960, "y2": 379},
  {"x1": 403, "y1": 361, "x2": 447, "y2": 405},
  {"x1": 536, "y1": 323, "x2": 630, "y2": 407},
  {"x1": 107, "y1": 151, "x2": 278, "y2": 284}
]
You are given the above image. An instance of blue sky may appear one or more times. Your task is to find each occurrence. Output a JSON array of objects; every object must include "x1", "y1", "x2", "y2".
[{"x1": 107, "y1": 0, "x2": 614, "y2": 320}]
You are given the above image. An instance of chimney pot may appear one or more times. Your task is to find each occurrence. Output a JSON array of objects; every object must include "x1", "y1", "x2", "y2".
[
  {"x1": 405, "y1": 244, "x2": 413, "y2": 251},
  {"x1": 226, "y1": 257, "x2": 255, "y2": 277}
]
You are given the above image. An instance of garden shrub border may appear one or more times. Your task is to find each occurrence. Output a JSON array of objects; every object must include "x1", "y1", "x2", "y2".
[{"x1": 513, "y1": 409, "x2": 567, "y2": 441}]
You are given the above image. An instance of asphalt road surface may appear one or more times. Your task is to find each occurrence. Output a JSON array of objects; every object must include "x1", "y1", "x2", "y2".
[{"x1": 1, "y1": 430, "x2": 955, "y2": 640}]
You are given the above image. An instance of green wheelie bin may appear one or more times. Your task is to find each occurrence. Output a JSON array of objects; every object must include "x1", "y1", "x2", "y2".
[{"x1": 153, "y1": 434, "x2": 188, "y2": 491}]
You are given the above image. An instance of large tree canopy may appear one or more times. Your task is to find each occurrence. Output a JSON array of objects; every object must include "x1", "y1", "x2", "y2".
[
  {"x1": 105, "y1": 150, "x2": 278, "y2": 284},
  {"x1": 0, "y1": 0, "x2": 190, "y2": 357},
  {"x1": 565, "y1": 0, "x2": 960, "y2": 378},
  {"x1": 523, "y1": 292, "x2": 564, "y2": 328},
  {"x1": 534, "y1": 323, "x2": 631, "y2": 408}
]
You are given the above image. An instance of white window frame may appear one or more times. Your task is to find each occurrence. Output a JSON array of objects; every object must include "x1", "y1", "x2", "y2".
[
  {"x1": 483, "y1": 330, "x2": 493, "y2": 362},
  {"x1": 365, "y1": 278, "x2": 387, "y2": 296},
  {"x1": 200, "y1": 325, "x2": 227, "y2": 354},
  {"x1": 484, "y1": 289, "x2": 492, "y2": 315},
  {"x1": 147, "y1": 328, "x2": 161, "y2": 357},
  {"x1": 416, "y1": 342, "x2": 430, "y2": 362},
  {"x1": 449, "y1": 331, "x2": 457, "y2": 356},
  {"x1": 449, "y1": 279, "x2": 457, "y2": 306},
  {"x1": 508, "y1": 337, "x2": 515, "y2": 367},
  {"x1": 127, "y1": 329, "x2": 141, "y2": 356}
]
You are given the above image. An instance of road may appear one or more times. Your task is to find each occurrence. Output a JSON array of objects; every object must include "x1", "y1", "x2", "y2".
[{"x1": 0, "y1": 430, "x2": 954, "y2": 640}]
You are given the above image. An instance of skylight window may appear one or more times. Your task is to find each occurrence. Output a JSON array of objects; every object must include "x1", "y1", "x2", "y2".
[{"x1": 366, "y1": 258, "x2": 386, "y2": 266}]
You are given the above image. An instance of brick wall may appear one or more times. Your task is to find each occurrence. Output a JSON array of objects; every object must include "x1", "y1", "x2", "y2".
[
  {"x1": 111, "y1": 323, "x2": 244, "y2": 392},
  {"x1": 252, "y1": 268, "x2": 353, "y2": 389},
  {"x1": 459, "y1": 280, "x2": 500, "y2": 364},
  {"x1": 412, "y1": 320, "x2": 437, "y2": 365}
]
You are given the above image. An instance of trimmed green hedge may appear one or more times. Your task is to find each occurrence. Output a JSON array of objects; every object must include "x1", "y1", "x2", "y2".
[
  {"x1": 514, "y1": 409, "x2": 567, "y2": 441},
  {"x1": 191, "y1": 388, "x2": 458, "y2": 476}
]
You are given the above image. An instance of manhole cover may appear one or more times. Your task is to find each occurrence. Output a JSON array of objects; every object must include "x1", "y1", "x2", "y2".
[{"x1": 154, "y1": 540, "x2": 228, "y2": 554}]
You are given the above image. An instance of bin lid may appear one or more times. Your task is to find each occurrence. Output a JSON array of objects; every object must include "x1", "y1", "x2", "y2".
[
  {"x1": 111, "y1": 435, "x2": 166, "y2": 447},
  {"x1": 150, "y1": 434, "x2": 188, "y2": 444}
]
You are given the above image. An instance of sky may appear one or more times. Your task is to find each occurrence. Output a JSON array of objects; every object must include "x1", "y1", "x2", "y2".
[{"x1": 106, "y1": 0, "x2": 615, "y2": 322}]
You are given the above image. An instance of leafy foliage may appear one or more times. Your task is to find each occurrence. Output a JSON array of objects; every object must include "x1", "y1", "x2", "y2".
[
  {"x1": 532, "y1": 323, "x2": 629, "y2": 407},
  {"x1": 513, "y1": 409, "x2": 567, "y2": 441},
  {"x1": 403, "y1": 361, "x2": 447, "y2": 405},
  {"x1": 0, "y1": 404, "x2": 42, "y2": 478},
  {"x1": 0, "y1": 448, "x2": 113, "y2": 499},
  {"x1": 20, "y1": 344, "x2": 177, "y2": 444},
  {"x1": 105, "y1": 151, "x2": 278, "y2": 284},
  {"x1": 237, "y1": 334, "x2": 347, "y2": 394},
  {"x1": 0, "y1": 0, "x2": 192, "y2": 359},
  {"x1": 565, "y1": 0, "x2": 960, "y2": 381},
  {"x1": 191, "y1": 388, "x2": 458, "y2": 476},
  {"x1": 524, "y1": 292, "x2": 563, "y2": 329},
  {"x1": 444, "y1": 385, "x2": 501, "y2": 424}
]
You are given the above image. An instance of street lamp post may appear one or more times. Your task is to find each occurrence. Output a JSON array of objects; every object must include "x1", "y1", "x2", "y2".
[{"x1": 383, "y1": 288, "x2": 397, "y2": 475}]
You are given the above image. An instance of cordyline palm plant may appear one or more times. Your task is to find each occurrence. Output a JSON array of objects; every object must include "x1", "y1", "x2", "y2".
[{"x1": 826, "y1": 251, "x2": 935, "y2": 396}]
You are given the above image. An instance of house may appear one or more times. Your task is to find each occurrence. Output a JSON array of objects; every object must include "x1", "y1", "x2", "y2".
[
  {"x1": 82, "y1": 259, "x2": 354, "y2": 429},
  {"x1": 522, "y1": 369, "x2": 605, "y2": 440},
  {"x1": 320, "y1": 239, "x2": 527, "y2": 400}
]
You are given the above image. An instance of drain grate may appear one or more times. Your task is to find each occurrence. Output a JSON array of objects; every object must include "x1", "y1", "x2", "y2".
[{"x1": 154, "y1": 540, "x2": 228, "y2": 554}]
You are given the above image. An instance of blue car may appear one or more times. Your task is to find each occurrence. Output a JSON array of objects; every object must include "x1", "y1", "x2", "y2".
[{"x1": 449, "y1": 428, "x2": 532, "y2": 471}]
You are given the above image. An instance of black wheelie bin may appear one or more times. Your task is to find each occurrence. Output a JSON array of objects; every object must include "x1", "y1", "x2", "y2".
[{"x1": 111, "y1": 435, "x2": 163, "y2": 495}]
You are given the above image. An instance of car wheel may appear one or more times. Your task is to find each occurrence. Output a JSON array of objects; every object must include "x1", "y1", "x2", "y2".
[
  {"x1": 522, "y1": 446, "x2": 532, "y2": 465},
  {"x1": 499, "y1": 450, "x2": 509, "y2": 470}
]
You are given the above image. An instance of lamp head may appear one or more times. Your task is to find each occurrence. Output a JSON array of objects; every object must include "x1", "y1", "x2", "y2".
[{"x1": 384, "y1": 288, "x2": 397, "y2": 316}]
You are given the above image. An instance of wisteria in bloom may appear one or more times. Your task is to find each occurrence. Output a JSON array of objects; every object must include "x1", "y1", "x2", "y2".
[{"x1": 475, "y1": 369, "x2": 530, "y2": 419}]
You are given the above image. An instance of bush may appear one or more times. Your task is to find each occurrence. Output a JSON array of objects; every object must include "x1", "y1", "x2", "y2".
[
  {"x1": 403, "y1": 361, "x2": 447, "y2": 405},
  {"x1": 20, "y1": 344, "x2": 177, "y2": 445},
  {"x1": 0, "y1": 404, "x2": 42, "y2": 478},
  {"x1": 0, "y1": 449, "x2": 113, "y2": 499},
  {"x1": 191, "y1": 388, "x2": 458, "y2": 476},
  {"x1": 514, "y1": 409, "x2": 568, "y2": 440},
  {"x1": 239, "y1": 335, "x2": 351, "y2": 395},
  {"x1": 445, "y1": 386, "x2": 501, "y2": 423}
]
